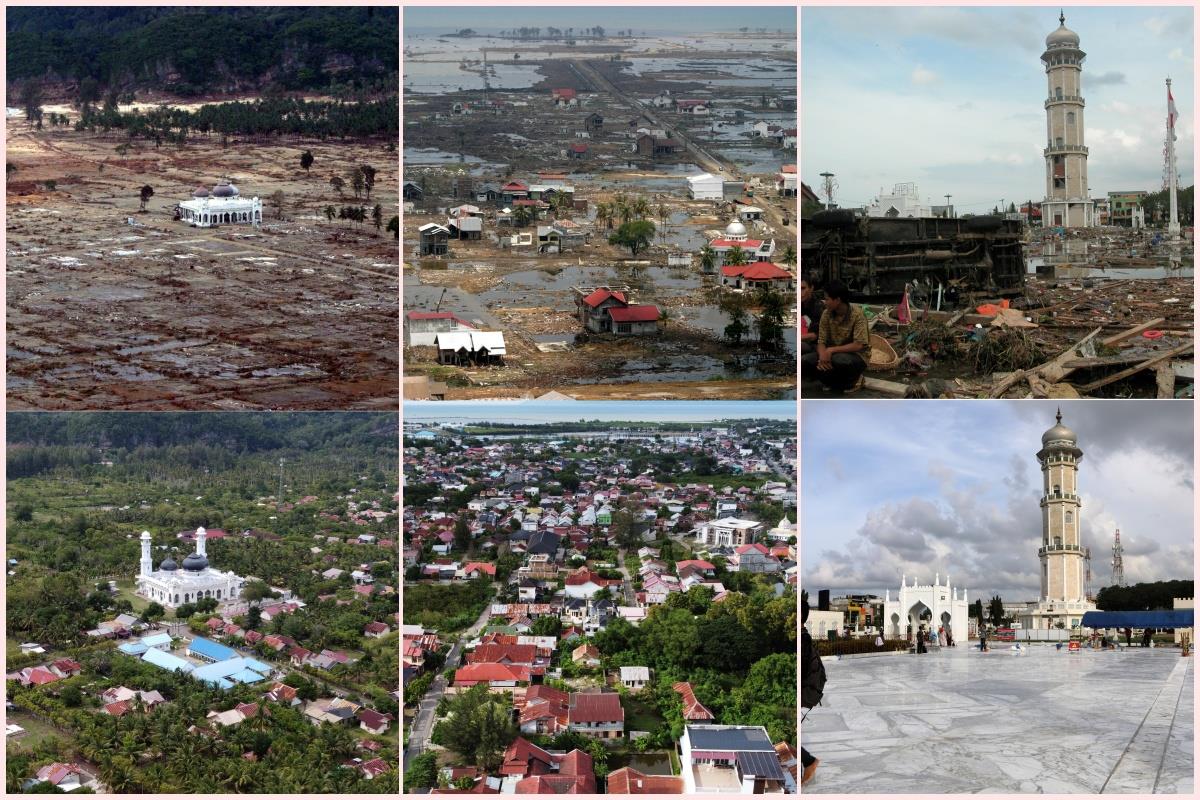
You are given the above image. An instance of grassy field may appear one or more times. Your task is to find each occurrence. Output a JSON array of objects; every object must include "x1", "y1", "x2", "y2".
[
  {"x1": 5, "y1": 710, "x2": 63, "y2": 751},
  {"x1": 113, "y1": 578, "x2": 150, "y2": 613},
  {"x1": 622, "y1": 695, "x2": 665, "y2": 733}
]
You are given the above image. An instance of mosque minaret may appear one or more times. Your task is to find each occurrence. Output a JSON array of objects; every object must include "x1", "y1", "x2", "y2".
[{"x1": 1040, "y1": 12, "x2": 1094, "y2": 228}]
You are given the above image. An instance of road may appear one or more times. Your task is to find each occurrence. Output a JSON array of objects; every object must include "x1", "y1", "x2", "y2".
[
  {"x1": 403, "y1": 590, "x2": 496, "y2": 767},
  {"x1": 616, "y1": 547, "x2": 636, "y2": 605},
  {"x1": 569, "y1": 58, "x2": 797, "y2": 239}
]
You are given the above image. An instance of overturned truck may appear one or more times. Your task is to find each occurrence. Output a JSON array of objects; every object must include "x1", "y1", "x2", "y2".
[{"x1": 802, "y1": 212, "x2": 1026, "y2": 301}]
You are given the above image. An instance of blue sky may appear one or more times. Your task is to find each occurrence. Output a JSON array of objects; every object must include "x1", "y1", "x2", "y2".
[
  {"x1": 802, "y1": 6, "x2": 1194, "y2": 212},
  {"x1": 404, "y1": 400, "x2": 797, "y2": 424},
  {"x1": 801, "y1": 400, "x2": 1193, "y2": 603},
  {"x1": 406, "y1": 6, "x2": 796, "y2": 33}
]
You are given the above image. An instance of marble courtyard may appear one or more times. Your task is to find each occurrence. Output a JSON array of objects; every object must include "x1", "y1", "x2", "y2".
[{"x1": 801, "y1": 645, "x2": 1193, "y2": 794}]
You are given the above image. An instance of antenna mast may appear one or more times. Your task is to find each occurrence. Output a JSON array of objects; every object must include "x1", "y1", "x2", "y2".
[{"x1": 1111, "y1": 528, "x2": 1126, "y2": 588}]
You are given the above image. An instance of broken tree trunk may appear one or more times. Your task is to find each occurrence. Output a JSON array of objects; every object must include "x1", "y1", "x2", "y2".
[{"x1": 1074, "y1": 342, "x2": 1195, "y2": 394}]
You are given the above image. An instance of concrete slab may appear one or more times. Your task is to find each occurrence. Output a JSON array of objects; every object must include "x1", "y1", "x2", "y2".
[{"x1": 801, "y1": 644, "x2": 1193, "y2": 794}]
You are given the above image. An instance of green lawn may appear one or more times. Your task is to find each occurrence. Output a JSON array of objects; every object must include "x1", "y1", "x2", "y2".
[
  {"x1": 622, "y1": 695, "x2": 665, "y2": 733},
  {"x1": 113, "y1": 578, "x2": 150, "y2": 613},
  {"x1": 5, "y1": 710, "x2": 63, "y2": 751}
]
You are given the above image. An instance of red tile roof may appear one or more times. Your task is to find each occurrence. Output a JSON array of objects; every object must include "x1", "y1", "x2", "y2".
[
  {"x1": 502, "y1": 181, "x2": 529, "y2": 191},
  {"x1": 781, "y1": 164, "x2": 797, "y2": 173},
  {"x1": 104, "y1": 700, "x2": 132, "y2": 716},
  {"x1": 736, "y1": 542, "x2": 770, "y2": 555},
  {"x1": 722, "y1": 262, "x2": 792, "y2": 281},
  {"x1": 454, "y1": 663, "x2": 531, "y2": 684},
  {"x1": 608, "y1": 304, "x2": 660, "y2": 323},
  {"x1": 463, "y1": 562, "x2": 497, "y2": 576},
  {"x1": 501, "y1": 737, "x2": 556, "y2": 776},
  {"x1": 607, "y1": 767, "x2": 685, "y2": 793},
  {"x1": 552, "y1": 88, "x2": 577, "y2": 100},
  {"x1": 514, "y1": 774, "x2": 596, "y2": 794},
  {"x1": 673, "y1": 681, "x2": 716, "y2": 721},
  {"x1": 569, "y1": 143, "x2": 588, "y2": 153},
  {"x1": 358, "y1": 708, "x2": 393, "y2": 729},
  {"x1": 568, "y1": 692, "x2": 623, "y2": 724},
  {"x1": 581, "y1": 288, "x2": 627, "y2": 308},
  {"x1": 467, "y1": 643, "x2": 537, "y2": 665},
  {"x1": 26, "y1": 667, "x2": 60, "y2": 685}
]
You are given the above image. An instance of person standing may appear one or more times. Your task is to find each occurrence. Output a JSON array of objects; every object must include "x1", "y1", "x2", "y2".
[
  {"x1": 1143, "y1": 628, "x2": 1153, "y2": 648},
  {"x1": 800, "y1": 280, "x2": 871, "y2": 393},
  {"x1": 979, "y1": 628, "x2": 989, "y2": 652},
  {"x1": 1125, "y1": 627, "x2": 1132, "y2": 647},
  {"x1": 916, "y1": 626, "x2": 928, "y2": 654},
  {"x1": 947, "y1": 627, "x2": 955, "y2": 648},
  {"x1": 938, "y1": 626, "x2": 948, "y2": 647},
  {"x1": 801, "y1": 597, "x2": 826, "y2": 786}
]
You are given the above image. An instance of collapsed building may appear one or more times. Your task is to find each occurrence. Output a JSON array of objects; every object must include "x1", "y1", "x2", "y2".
[{"x1": 801, "y1": 211, "x2": 1026, "y2": 301}]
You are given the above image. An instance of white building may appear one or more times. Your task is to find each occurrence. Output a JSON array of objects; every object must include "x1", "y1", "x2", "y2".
[
  {"x1": 803, "y1": 609, "x2": 844, "y2": 639},
  {"x1": 882, "y1": 574, "x2": 969, "y2": 643},
  {"x1": 866, "y1": 182, "x2": 932, "y2": 218},
  {"x1": 1174, "y1": 598, "x2": 1194, "y2": 645},
  {"x1": 687, "y1": 172, "x2": 724, "y2": 200},
  {"x1": 177, "y1": 181, "x2": 262, "y2": 228},
  {"x1": 694, "y1": 517, "x2": 763, "y2": 548},
  {"x1": 136, "y1": 527, "x2": 245, "y2": 608},
  {"x1": 680, "y1": 725, "x2": 789, "y2": 793}
]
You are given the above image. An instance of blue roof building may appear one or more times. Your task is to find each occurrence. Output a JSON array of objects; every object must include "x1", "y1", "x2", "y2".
[
  {"x1": 191, "y1": 657, "x2": 270, "y2": 688},
  {"x1": 186, "y1": 637, "x2": 238, "y2": 663},
  {"x1": 142, "y1": 647, "x2": 195, "y2": 673},
  {"x1": 141, "y1": 632, "x2": 173, "y2": 650},
  {"x1": 118, "y1": 642, "x2": 148, "y2": 655}
]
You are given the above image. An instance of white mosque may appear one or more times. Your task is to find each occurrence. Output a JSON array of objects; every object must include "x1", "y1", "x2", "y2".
[
  {"x1": 176, "y1": 180, "x2": 262, "y2": 228},
  {"x1": 136, "y1": 527, "x2": 245, "y2": 608}
]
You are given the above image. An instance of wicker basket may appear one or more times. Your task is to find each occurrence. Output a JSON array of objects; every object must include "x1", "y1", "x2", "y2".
[{"x1": 867, "y1": 333, "x2": 899, "y2": 371}]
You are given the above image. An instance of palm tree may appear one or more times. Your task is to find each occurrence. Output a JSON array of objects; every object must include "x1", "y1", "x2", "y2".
[
  {"x1": 614, "y1": 194, "x2": 633, "y2": 225},
  {"x1": 596, "y1": 201, "x2": 614, "y2": 231},
  {"x1": 699, "y1": 245, "x2": 717, "y2": 274},
  {"x1": 779, "y1": 245, "x2": 796, "y2": 267},
  {"x1": 657, "y1": 308, "x2": 672, "y2": 332},
  {"x1": 726, "y1": 245, "x2": 749, "y2": 266},
  {"x1": 513, "y1": 205, "x2": 532, "y2": 228},
  {"x1": 632, "y1": 197, "x2": 651, "y2": 220},
  {"x1": 656, "y1": 202, "x2": 670, "y2": 242}
]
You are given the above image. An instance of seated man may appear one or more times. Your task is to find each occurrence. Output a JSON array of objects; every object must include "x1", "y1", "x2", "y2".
[
  {"x1": 801, "y1": 280, "x2": 870, "y2": 392},
  {"x1": 799, "y1": 278, "x2": 822, "y2": 356}
]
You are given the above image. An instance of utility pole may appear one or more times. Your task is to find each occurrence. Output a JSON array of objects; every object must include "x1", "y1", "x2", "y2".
[
  {"x1": 277, "y1": 458, "x2": 285, "y2": 504},
  {"x1": 944, "y1": 194, "x2": 952, "y2": 219},
  {"x1": 818, "y1": 171, "x2": 837, "y2": 210}
]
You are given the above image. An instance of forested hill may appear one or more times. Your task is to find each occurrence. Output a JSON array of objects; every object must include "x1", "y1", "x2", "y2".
[
  {"x1": 7, "y1": 413, "x2": 397, "y2": 479},
  {"x1": 6, "y1": 7, "x2": 398, "y2": 98}
]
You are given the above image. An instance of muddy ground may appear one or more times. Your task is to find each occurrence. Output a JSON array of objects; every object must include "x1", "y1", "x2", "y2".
[{"x1": 6, "y1": 119, "x2": 398, "y2": 410}]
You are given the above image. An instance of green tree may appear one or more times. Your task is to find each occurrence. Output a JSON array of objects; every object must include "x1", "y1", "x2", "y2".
[
  {"x1": 349, "y1": 168, "x2": 365, "y2": 200},
  {"x1": 432, "y1": 684, "x2": 517, "y2": 770},
  {"x1": 988, "y1": 594, "x2": 1005, "y2": 626},
  {"x1": 753, "y1": 287, "x2": 788, "y2": 352},
  {"x1": 403, "y1": 752, "x2": 438, "y2": 790},
  {"x1": 608, "y1": 219, "x2": 655, "y2": 256},
  {"x1": 372, "y1": 203, "x2": 383, "y2": 232},
  {"x1": 138, "y1": 184, "x2": 154, "y2": 211},
  {"x1": 300, "y1": 150, "x2": 314, "y2": 174},
  {"x1": 360, "y1": 164, "x2": 377, "y2": 200},
  {"x1": 387, "y1": 215, "x2": 400, "y2": 239},
  {"x1": 512, "y1": 205, "x2": 532, "y2": 228},
  {"x1": 725, "y1": 245, "x2": 749, "y2": 266},
  {"x1": 454, "y1": 516, "x2": 472, "y2": 553},
  {"x1": 143, "y1": 602, "x2": 164, "y2": 623},
  {"x1": 699, "y1": 244, "x2": 717, "y2": 274},
  {"x1": 330, "y1": 175, "x2": 345, "y2": 197}
]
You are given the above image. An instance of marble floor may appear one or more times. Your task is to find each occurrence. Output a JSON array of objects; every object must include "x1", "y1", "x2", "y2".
[{"x1": 801, "y1": 644, "x2": 1193, "y2": 794}]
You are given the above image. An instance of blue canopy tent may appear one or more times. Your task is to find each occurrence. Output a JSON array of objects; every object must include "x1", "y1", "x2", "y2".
[{"x1": 1080, "y1": 610, "x2": 1194, "y2": 628}]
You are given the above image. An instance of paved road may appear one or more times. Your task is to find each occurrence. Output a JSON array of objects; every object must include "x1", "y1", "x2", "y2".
[
  {"x1": 616, "y1": 547, "x2": 636, "y2": 605},
  {"x1": 403, "y1": 590, "x2": 496, "y2": 767}
]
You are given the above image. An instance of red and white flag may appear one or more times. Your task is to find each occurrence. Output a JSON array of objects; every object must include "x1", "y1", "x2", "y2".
[{"x1": 1168, "y1": 86, "x2": 1178, "y2": 140}]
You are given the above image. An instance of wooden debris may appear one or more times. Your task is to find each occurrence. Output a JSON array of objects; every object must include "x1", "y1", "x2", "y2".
[{"x1": 1074, "y1": 341, "x2": 1194, "y2": 394}]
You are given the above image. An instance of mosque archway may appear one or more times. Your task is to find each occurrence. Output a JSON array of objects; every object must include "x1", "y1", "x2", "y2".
[
  {"x1": 908, "y1": 601, "x2": 932, "y2": 632},
  {"x1": 890, "y1": 612, "x2": 901, "y2": 637}
]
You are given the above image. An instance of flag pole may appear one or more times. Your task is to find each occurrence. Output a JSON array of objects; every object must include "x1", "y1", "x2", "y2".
[{"x1": 1167, "y1": 78, "x2": 1180, "y2": 239}]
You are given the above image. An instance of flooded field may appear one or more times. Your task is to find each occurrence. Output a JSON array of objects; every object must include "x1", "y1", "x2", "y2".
[{"x1": 7, "y1": 122, "x2": 398, "y2": 410}]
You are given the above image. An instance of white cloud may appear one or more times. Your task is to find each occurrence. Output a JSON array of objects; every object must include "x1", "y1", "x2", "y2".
[
  {"x1": 1169, "y1": 47, "x2": 1184, "y2": 61},
  {"x1": 911, "y1": 65, "x2": 938, "y2": 85},
  {"x1": 1085, "y1": 127, "x2": 1142, "y2": 150},
  {"x1": 1101, "y1": 100, "x2": 1132, "y2": 114},
  {"x1": 1144, "y1": 16, "x2": 1169, "y2": 35}
]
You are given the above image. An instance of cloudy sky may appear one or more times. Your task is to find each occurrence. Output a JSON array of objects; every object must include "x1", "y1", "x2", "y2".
[
  {"x1": 801, "y1": 6, "x2": 1194, "y2": 213},
  {"x1": 801, "y1": 400, "x2": 1194, "y2": 604}
]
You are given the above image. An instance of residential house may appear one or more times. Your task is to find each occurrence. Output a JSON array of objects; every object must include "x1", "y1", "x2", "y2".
[
  {"x1": 364, "y1": 621, "x2": 391, "y2": 638},
  {"x1": 571, "y1": 644, "x2": 600, "y2": 667},
  {"x1": 418, "y1": 223, "x2": 450, "y2": 256},
  {"x1": 304, "y1": 697, "x2": 360, "y2": 726},
  {"x1": 434, "y1": 331, "x2": 507, "y2": 367},
  {"x1": 730, "y1": 543, "x2": 781, "y2": 574},
  {"x1": 551, "y1": 88, "x2": 578, "y2": 107},
  {"x1": 675, "y1": 99, "x2": 710, "y2": 115},
  {"x1": 358, "y1": 708, "x2": 394, "y2": 735},
  {"x1": 576, "y1": 288, "x2": 659, "y2": 335},
  {"x1": 447, "y1": 215, "x2": 483, "y2": 240},
  {"x1": 680, "y1": 725, "x2": 789, "y2": 794},
  {"x1": 567, "y1": 692, "x2": 624, "y2": 739},
  {"x1": 403, "y1": 181, "x2": 424, "y2": 201},
  {"x1": 777, "y1": 165, "x2": 797, "y2": 198},
  {"x1": 673, "y1": 681, "x2": 716, "y2": 722},
  {"x1": 607, "y1": 768, "x2": 685, "y2": 793},
  {"x1": 636, "y1": 134, "x2": 683, "y2": 157},
  {"x1": 619, "y1": 666, "x2": 650, "y2": 692},
  {"x1": 720, "y1": 262, "x2": 795, "y2": 291},
  {"x1": 583, "y1": 112, "x2": 603, "y2": 134},
  {"x1": 568, "y1": 142, "x2": 588, "y2": 159},
  {"x1": 500, "y1": 738, "x2": 596, "y2": 793},
  {"x1": 687, "y1": 173, "x2": 724, "y2": 200}
]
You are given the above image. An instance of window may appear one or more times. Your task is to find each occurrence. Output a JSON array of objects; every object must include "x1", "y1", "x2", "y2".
[
  {"x1": 1066, "y1": 111, "x2": 1075, "y2": 126},
  {"x1": 617, "y1": 323, "x2": 632, "y2": 333},
  {"x1": 1055, "y1": 86, "x2": 1063, "y2": 99},
  {"x1": 1055, "y1": 136, "x2": 1064, "y2": 147}
]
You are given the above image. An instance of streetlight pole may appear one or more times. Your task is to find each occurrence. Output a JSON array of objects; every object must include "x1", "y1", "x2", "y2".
[
  {"x1": 819, "y1": 171, "x2": 836, "y2": 210},
  {"x1": 944, "y1": 194, "x2": 952, "y2": 219}
]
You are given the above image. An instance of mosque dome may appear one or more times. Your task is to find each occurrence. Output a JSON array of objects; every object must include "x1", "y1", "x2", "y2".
[
  {"x1": 724, "y1": 219, "x2": 747, "y2": 238},
  {"x1": 192, "y1": 186, "x2": 210, "y2": 198},
  {"x1": 1045, "y1": 14, "x2": 1080, "y2": 48},
  {"x1": 159, "y1": 557, "x2": 178, "y2": 572},
  {"x1": 1041, "y1": 408, "x2": 1077, "y2": 446},
  {"x1": 212, "y1": 181, "x2": 239, "y2": 198},
  {"x1": 181, "y1": 552, "x2": 209, "y2": 571}
]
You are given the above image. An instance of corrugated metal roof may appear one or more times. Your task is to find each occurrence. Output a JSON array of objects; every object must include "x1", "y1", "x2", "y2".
[
  {"x1": 187, "y1": 637, "x2": 237, "y2": 662},
  {"x1": 142, "y1": 647, "x2": 195, "y2": 673}
]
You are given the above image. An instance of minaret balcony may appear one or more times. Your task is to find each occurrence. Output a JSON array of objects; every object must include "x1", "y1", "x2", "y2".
[
  {"x1": 1040, "y1": 491, "x2": 1080, "y2": 506},
  {"x1": 1045, "y1": 96, "x2": 1085, "y2": 108},
  {"x1": 1044, "y1": 144, "x2": 1088, "y2": 156},
  {"x1": 1039, "y1": 543, "x2": 1084, "y2": 556}
]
